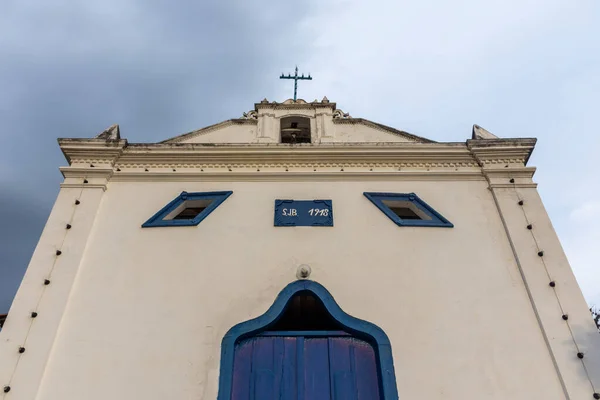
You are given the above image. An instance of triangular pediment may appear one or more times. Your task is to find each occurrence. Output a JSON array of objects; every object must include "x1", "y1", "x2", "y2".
[
  {"x1": 161, "y1": 119, "x2": 258, "y2": 144},
  {"x1": 332, "y1": 118, "x2": 433, "y2": 143},
  {"x1": 161, "y1": 98, "x2": 433, "y2": 144}
]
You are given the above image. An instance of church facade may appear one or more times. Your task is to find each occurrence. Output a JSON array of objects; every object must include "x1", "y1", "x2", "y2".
[{"x1": 1, "y1": 98, "x2": 599, "y2": 399}]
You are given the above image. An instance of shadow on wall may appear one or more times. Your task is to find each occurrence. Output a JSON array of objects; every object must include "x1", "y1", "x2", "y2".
[{"x1": 0, "y1": 314, "x2": 6, "y2": 331}]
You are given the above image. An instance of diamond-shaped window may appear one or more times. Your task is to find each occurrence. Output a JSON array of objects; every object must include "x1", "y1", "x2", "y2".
[
  {"x1": 363, "y1": 192, "x2": 453, "y2": 228},
  {"x1": 142, "y1": 191, "x2": 232, "y2": 228}
]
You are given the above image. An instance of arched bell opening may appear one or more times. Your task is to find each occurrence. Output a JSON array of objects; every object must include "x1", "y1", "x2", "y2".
[
  {"x1": 217, "y1": 280, "x2": 399, "y2": 400},
  {"x1": 280, "y1": 116, "x2": 311, "y2": 144}
]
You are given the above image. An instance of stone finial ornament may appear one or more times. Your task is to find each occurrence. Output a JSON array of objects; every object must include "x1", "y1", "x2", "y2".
[
  {"x1": 322, "y1": 96, "x2": 329, "y2": 103},
  {"x1": 333, "y1": 109, "x2": 351, "y2": 119},
  {"x1": 241, "y1": 110, "x2": 258, "y2": 120},
  {"x1": 472, "y1": 124, "x2": 498, "y2": 140},
  {"x1": 95, "y1": 124, "x2": 121, "y2": 140},
  {"x1": 283, "y1": 98, "x2": 307, "y2": 104}
]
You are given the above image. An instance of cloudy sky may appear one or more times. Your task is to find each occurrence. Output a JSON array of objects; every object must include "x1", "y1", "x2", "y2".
[{"x1": 0, "y1": 0, "x2": 599, "y2": 313}]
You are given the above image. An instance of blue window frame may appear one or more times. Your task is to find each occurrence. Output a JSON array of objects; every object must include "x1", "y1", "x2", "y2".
[
  {"x1": 141, "y1": 191, "x2": 232, "y2": 228},
  {"x1": 218, "y1": 280, "x2": 399, "y2": 400},
  {"x1": 364, "y1": 192, "x2": 453, "y2": 228}
]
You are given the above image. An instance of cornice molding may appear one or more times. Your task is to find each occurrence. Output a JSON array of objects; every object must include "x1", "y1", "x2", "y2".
[
  {"x1": 60, "y1": 183, "x2": 107, "y2": 190},
  {"x1": 59, "y1": 166, "x2": 114, "y2": 179},
  {"x1": 112, "y1": 163, "x2": 480, "y2": 172},
  {"x1": 56, "y1": 138, "x2": 540, "y2": 187},
  {"x1": 483, "y1": 166, "x2": 536, "y2": 177},
  {"x1": 58, "y1": 138, "x2": 126, "y2": 165},
  {"x1": 113, "y1": 143, "x2": 478, "y2": 168},
  {"x1": 488, "y1": 183, "x2": 538, "y2": 188},
  {"x1": 110, "y1": 170, "x2": 485, "y2": 183},
  {"x1": 59, "y1": 167, "x2": 113, "y2": 190},
  {"x1": 482, "y1": 166, "x2": 537, "y2": 188},
  {"x1": 467, "y1": 138, "x2": 537, "y2": 166}
]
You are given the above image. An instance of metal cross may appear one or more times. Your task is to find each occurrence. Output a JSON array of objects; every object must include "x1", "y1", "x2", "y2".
[{"x1": 280, "y1": 66, "x2": 312, "y2": 101}]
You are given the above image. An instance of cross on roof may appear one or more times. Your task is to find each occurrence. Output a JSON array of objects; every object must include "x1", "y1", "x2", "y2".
[{"x1": 280, "y1": 66, "x2": 312, "y2": 101}]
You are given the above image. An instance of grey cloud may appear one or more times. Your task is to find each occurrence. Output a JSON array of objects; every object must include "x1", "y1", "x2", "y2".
[
  {"x1": 3, "y1": 0, "x2": 598, "y2": 313},
  {"x1": 0, "y1": 0, "x2": 318, "y2": 312},
  {"x1": 0, "y1": 191, "x2": 50, "y2": 312}
]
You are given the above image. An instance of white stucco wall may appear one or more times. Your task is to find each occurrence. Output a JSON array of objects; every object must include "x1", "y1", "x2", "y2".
[
  {"x1": 0, "y1": 186, "x2": 106, "y2": 400},
  {"x1": 179, "y1": 122, "x2": 257, "y2": 144},
  {"x1": 3, "y1": 175, "x2": 594, "y2": 400},
  {"x1": 331, "y1": 121, "x2": 414, "y2": 143}
]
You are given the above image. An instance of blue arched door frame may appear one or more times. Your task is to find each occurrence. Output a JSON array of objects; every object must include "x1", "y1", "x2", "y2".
[{"x1": 217, "y1": 280, "x2": 399, "y2": 400}]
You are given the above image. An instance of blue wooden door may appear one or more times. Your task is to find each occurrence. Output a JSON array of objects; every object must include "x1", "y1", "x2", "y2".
[{"x1": 231, "y1": 334, "x2": 381, "y2": 400}]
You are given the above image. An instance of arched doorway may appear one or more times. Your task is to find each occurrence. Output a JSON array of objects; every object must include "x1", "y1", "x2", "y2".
[{"x1": 217, "y1": 281, "x2": 398, "y2": 400}]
